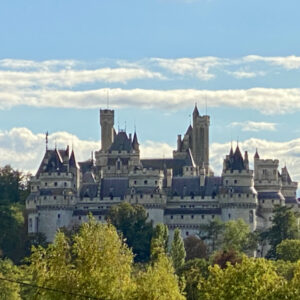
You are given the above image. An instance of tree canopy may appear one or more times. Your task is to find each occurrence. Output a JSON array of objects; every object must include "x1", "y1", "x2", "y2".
[{"x1": 108, "y1": 202, "x2": 154, "y2": 262}]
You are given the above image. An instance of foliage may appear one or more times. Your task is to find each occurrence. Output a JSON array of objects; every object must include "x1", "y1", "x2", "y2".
[
  {"x1": 150, "y1": 223, "x2": 169, "y2": 261},
  {"x1": 199, "y1": 256, "x2": 286, "y2": 300},
  {"x1": 178, "y1": 258, "x2": 209, "y2": 300},
  {"x1": 264, "y1": 206, "x2": 299, "y2": 259},
  {"x1": 211, "y1": 249, "x2": 242, "y2": 269},
  {"x1": 276, "y1": 239, "x2": 300, "y2": 262},
  {"x1": 27, "y1": 217, "x2": 135, "y2": 300},
  {"x1": 0, "y1": 165, "x2": 30, "y2": 263},
  {"x1": 272, "y1": 259, "x2": 296, "y2": 281},
  {"x1": 0, "y1": 259, "x2": 22, "y2": 299},
  {"x1": 108, "y1": 202, "x2": 154, "y2": 262},
  {"x1": 134, "y1": 253, "x2": 185, "y2": 300},
  {"x1": 222, "y1": 219, "x2": 258, "y2": 253},
  {"x1": 184, "y1": 236, "x2": 207, "y2": 261},
  {"x1": 199, "y1": 218, "x2": 224, "y2": 253},
  {"x1": 170, "y1": 228, "x2": 186, "y2": 273}
]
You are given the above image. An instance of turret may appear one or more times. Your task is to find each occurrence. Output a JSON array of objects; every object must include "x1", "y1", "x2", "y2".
[
  {"x1": 221, "y1": 146, "x2": 257, "y2": 231},
  {"x1": 132, "y1": 132, "x2": 140, "y2": 152},
  {"x1": 100, "y1": 109, "x2": 114, "y2": 151}
]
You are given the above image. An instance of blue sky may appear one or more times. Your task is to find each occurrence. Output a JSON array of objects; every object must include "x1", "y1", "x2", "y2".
[{"x1": 1, "y1": 0, "x2": 300, "y2": 185}]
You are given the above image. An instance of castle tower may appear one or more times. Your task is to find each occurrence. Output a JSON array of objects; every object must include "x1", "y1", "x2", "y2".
[
  {"x1": 220, "y1": 146, "x2": 258, "y2": 231},
  {"x1": 192, "y1": 105, "x2": 210, "y2": 171},
  {"x1": 100, "y1": 109, "x2": 114, "y2": 151}
]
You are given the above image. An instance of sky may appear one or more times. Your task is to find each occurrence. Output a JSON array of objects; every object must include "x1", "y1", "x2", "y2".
[{"x1": 1, "y1": 0, "x2": 300, "y2": 189}]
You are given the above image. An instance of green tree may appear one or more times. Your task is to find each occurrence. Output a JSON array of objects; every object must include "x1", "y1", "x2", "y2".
[
  {"x1": 108, "y1": 202, "x2": 154, "y2": 262},
  {"x1": 265, "y1": 206, "x2": 299, "y2": 259},
  {"x1": 0, "y1": 259, "x2": 22, "y2": 300},
  {"x1": 199, "y1": 256, "x2": 286, "y2": 300},
  {"x1": 27, "y1": 217, "x2": 135, "y2": 300},
  {"x1": 222, "y1": 219, "x2": 258, "y2": 253},
  {"x1": 276, "y1": 239, "x2": 300, "y2": 262},
  {"x1": 184, "y1": 235, "x2": 207, "y2": 261},
  {"x1": 199, "y1": 218, "x2": 224, "y2": 253},
  {"x1": 178, "y1": 258, "x2": 209, "y2": 300},
  {"x1": 134, "y1": 252, "x2": 185, "y2": 300},
  {"x1": 170, "y1": 228, "x2": 186, "y2": 273},
  {"x1": 151, "y1": 223, "x2": 169, "y2": 261},
  {"x1": 0, "y1": 165, "x2": 30, "y2": 263}
]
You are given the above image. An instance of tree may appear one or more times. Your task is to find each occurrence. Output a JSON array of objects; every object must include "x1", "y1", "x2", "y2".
[
  {"x1": 184, "y1": 235, "x2": 207, "y2": 261},
  {"x1": 108, "y1": 202, "x2": 154, "y2": 262},
  {"x1": 199, "y1": 219, "x2": 224, "y2": 253},
  {"x1": 199, "y1": 256, "x2": 286, "y2": 299},
  {"x1": 178, "y1": 258, "x2": 209, "y2": 300},
  {"x1": 27, "y1": 217, "x2": 135, "y2": 300},
  {"x1": 222, "y1": 219, "x2": 258, "y2": 253},
  {"x1": 134, "y1": 253, "x2": 185, "y2": 300},
  {"x1": 265, "y1": 206, "x2": 299, "y2": 259},
  {"x1": 0, "y1": 259, "x2": 22, "y2": 300},
  {"x1": 170, "y1": 228, "x2": 186, "y2": 273},
  {"x1": 211, "y1": 249, "x2": 242, "y2": 269},
  {"x1": 150, "y1": 223, "x2": 169, "y2": 261},
  {"x1": 276, "y1": 239, "x2": 300, "y2": 262},
  {"x1": 0, "y1": 165, "x2": 31, "y2": 262}
]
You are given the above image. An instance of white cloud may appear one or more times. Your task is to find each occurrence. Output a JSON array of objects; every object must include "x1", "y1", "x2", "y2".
[
  {"x1": 229, "y1": 121, "x2": 277, "y2": 132},
  {"x1": 152, "y1": 57, "x2": 225, "y2": 80},
  {"x1": 244, "y1": 55, "x2": 300, "y2": 70},
  {"x1": 1, "y1": 87, "x2": 300, "y2": 115},
  {"x1": 0, "y1": 68, "x2": 164, "y2": 89},
  {"x1": 227, "y1": 70, "x2": 266, "y2": 79}
]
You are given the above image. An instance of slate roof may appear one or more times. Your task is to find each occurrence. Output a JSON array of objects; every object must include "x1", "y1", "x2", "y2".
[
  {"x1": 257, "y1": 192, "x2": 285, "y2": 201},
  {"x1": 171, "y1": 176, "x2": 222, "y2": 197},
  {"x1": 109, "y1": 131, "x2": 133, "y2": 152},
  {"x1": 164, "y1": 208, "x2": 221, "y2": 215},
  {"x1": 100, "y1": 177, "x2": 129, "y2": 198},
  {"x1": 80, "y1": 184, "x2": 99, "y2": 198},
  {"x1": 285, "y1": 197, "x2": 299, "y2": 204}
]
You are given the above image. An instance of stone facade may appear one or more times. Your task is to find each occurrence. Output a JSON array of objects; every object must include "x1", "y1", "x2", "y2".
[{"x1": 26, "y1": 106, "x2": 299, "y2": 243}]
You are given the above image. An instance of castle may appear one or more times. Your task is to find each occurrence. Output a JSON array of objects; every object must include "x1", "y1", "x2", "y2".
[{"x1": 26, "y1": 106, "x2": 299, "y2": 252}]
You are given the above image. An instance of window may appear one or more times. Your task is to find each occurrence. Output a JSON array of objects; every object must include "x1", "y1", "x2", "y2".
[
  {"x1": 134, "y1": 180, "x2": 137, "y2": 185},
  {"x1": 150, "y1": 194, "x2": 153, "y2": 198},
  {"x1": 79, "y1": 216, "x2": 81, "y2": 220},
  {"x1": 54, "y1": 196, "x2": 56, "y2": 200},
  {"x1": 155, "y1": 180, "x2": 157, "y2": 184},
  {"x1": 57, "y1": 214, "x2": 60, "y2": 219},
  {"x1": 201, "y1": 215, "x2": 204, "y2": 219},
  {"x1": 234, "y1": 180, "x2": 237, "y2": 184},
  {"x1": 181, "y1": 215, "x2": 184, "y2": 219},
  {"x1": 186, "y1": 231, "x2": 189, "y2": 236},
  {"x1": 45, "y1": 182, "x2": 47, "y2": 186},
  {"x1": 170, "y1": 215, "x2": 173, "y2": 219},
  {"x1": 64, "y1": 182, "x2": 67, "y2": 187},
  {"x1": 140, "y1": 194, "x2": 143, "y2": 199},
  {"x1": 144, "y1": 180, "x2": 148, "y2": 185},
  {"x1": 212, "y1": 215, "x2": 215, "y2": 219},
  {"x1": 54, "y1": 182, "x2": 57, "y2": 187},
  {"x1": 191, "y1": 215, "x2": 194, "y2": 219},
  {"x1": 228, "y1": 213, "x2": 231, "y2": 219},
  {"x1": 98, "y1": 216, "x2": 102, "y2": 220}
]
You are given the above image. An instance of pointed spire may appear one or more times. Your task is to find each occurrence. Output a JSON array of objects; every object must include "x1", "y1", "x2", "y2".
[
  {"x1": 229, "y1": 146, "x2": 234, "y2": 157},
  {"x1": 254, "y1": 148, "x2": 260, "y2": 159},
  {"x1": 244, "y1": 151, "x2": 248, "y2": 161},
  {"x1": 132, "y1": 132, "x2": 139, "y2": 151},
  {"x1": 65, "y1": 145, "x2": 70, "y2": 157},
  {"x1": 69, "y1": 150, "x2": 78, "y2": 168},
  {"x1": 193, "y1": 103, "x2": 199, "y2": 118}
]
